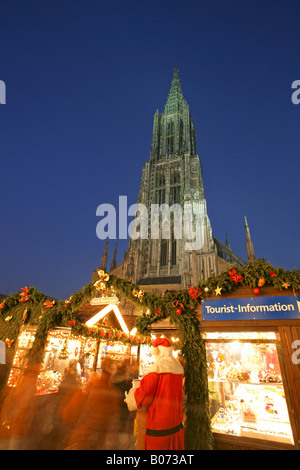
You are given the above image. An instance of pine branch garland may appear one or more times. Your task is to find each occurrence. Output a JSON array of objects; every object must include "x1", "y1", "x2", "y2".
[{"x1": 1, "y1": 261, "x2": 299, "y2": 449}]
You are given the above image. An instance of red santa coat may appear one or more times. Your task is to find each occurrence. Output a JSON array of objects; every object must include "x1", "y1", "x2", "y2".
[{"x1": 126, "y1": 347, "x2": 184, "y2": 450}]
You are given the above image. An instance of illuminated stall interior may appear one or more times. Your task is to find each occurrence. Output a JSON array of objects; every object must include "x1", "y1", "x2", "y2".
[
  {"x1": 7, "y1": 298, "x2": 157, "y2": 394},
  {"x1": 205, "y1": 331, "x2": 294, "y2": 445}
]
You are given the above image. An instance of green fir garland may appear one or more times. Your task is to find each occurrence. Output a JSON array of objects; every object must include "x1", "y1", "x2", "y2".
[{"x1": 0, "y1": 261, "x2": 299, "y2": 449}]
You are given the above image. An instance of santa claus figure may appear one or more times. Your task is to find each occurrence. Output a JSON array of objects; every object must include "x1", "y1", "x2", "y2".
[{"x1": 125, "y1": 337, "x2": 184, "y2": 450}]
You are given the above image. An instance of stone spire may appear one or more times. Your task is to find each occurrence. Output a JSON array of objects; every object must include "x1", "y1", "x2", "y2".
[
  {"x1": 150, "y1": 67, "x2": 197, "y2": 160},
  {"x1": 164, "y1": 67, "x2": 186, "y2": 114},
  {"x1": 225, "y1": 233, "x2": 232, "y2": 251},
  {"x1": 110, "y1": 242, "x2": 118, "y2": 272},
  {"x1": 244, "y1": 217, "x2": 256, "y2": 265},
  {"x1": 100, "y1": 237, "x2": 109, "y2": 271}
]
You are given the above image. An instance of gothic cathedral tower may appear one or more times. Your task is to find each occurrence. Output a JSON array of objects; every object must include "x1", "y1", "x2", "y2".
[{"x1": 121, "y1": 68, "x2": 245, "y2": 290}]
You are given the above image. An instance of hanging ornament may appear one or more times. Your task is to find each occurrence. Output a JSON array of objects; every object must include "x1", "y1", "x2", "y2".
[
  {"x1": 282, "y1": 282, "x2": 291, "y2": 289},
  {"x1": 215, "y1": 286, "x2": 222, "y2": 296},
  {"x1": 204, "y1": 287, "x2": 209, "y2": 293},
  {"x1": 172, "y1": 300, "x2": 184, "y2": 315},
  {"x1": 253, "y1": 288, "x2": 260, "y2": 295},
  {"x1": 258, "y1": 278, "x2": 265, "y2": 287}
]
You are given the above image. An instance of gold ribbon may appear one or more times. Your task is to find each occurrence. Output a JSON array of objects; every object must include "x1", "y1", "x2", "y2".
[{"x1": 94, "y1": 269, "x2": 110, "y2": 291}]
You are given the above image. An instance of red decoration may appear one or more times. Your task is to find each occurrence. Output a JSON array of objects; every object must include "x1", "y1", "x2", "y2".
[
  {"x1": 188, "y1": 286, "x2": 202, "y2": 300},
  {"x1": 0, "y1": 300, "x2": 5, "y2": 309},
  {"x1": 269, "y1": 271, "x2": 276, "y2": 278},
  {"x1": 108, "y1": 332, "x2": 113, "y2": 338},
  {"x1": 253, "y1": 288, "x2": 260, "y2": 295},
  {"x1": 100, "y1": 331, "x2": 105, "y2": 338},
  {"x1": 19, "y1": 287, "x2": 30, "y2": 303},
  {"x1": 172, "y1": 300, "x2": 185, "y2": 315},
  {"x1": 228, "y1": 269, "x2": 243, "y2": 284},
  {"x1": 44, "y1": 300, "x2": 55, "y2": 309},
  {"x1": 154, "y1": 308, "x2": 161, "y2": 316},
  {"x1": 68, "y1": 320, "x2": 76, "y2": 326}
]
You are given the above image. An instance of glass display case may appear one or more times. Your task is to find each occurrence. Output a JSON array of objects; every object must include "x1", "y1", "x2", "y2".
[{"x1": 205, "y1": 332, "x2": 294, "y2": 445}]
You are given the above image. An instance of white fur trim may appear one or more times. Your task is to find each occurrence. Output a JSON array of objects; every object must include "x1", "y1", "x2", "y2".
[
  {"x1": 146, "y1": 355, "x2": 183, "y2": 375},
  {"x1": 124, "y1": 387, "x2": 138, "y2": 411}
]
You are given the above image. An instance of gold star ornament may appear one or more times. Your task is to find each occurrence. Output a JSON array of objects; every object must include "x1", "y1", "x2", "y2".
[{"x1": 215, "y1": 285, "x2": 222, "y2": 296}]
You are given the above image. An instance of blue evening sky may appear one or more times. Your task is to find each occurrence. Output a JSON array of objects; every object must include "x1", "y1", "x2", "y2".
[{"x1": 1, "y1": 0, "x2": 300, "y2": 299}]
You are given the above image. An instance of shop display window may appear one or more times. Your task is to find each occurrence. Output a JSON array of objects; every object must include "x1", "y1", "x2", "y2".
[
  {"x1": 98, "y1": 341, "x2": 130, "y2": 365},
  {"x1": 205, "y1": 332, "x2": 294, "y2": 445},
  {"x1": 37, "y1": 329, "x2": 98, "y2": 394},
  {"x1": 7, "y1": 326, "x2": 37, "y2": 387},
  {"x1": 139, "y1": 344, "x2": 156, "y2": 377}
]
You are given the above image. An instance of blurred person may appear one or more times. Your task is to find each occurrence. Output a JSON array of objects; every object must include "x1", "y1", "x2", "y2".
[
  {"x1": 64, "y1": 363, "x2": 121, "y2": 450},
  {"x1": 112, "y1": 359, "x2": 138, "y2": 450},
  {"x1": 6, "y1": 363, "x2": 40, "y2": 450},
  {"x1": 38, "y1": 360, "x2": 81, "y2": 450},
  {"x1": 125, "y1": 338, "x2": 184, "y2": 450}
]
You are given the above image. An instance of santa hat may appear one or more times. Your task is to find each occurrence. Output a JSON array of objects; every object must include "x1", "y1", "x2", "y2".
[{"x1": 151, "y1": 337, "x2": 172, "y2": 355}]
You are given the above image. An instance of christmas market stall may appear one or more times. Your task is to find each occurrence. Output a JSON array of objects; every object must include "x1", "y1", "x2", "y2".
[
  {"x1": 3, "y1": 286, "x2": 151, "y2": 395},
  {"x1": 0, "y1": 269, "x2": 214, "y2": 450},
  {"x1": 195, "y1": 262, "x2": 300, "y2": 450},
  {"x1": 2, "y1": 262, "x2": 298, "y2": 450}
]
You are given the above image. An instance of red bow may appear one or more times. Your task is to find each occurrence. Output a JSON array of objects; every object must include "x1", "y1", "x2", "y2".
[
  {"x1": 188, "y1": 286, "x2": 202, "y2": 300},
  {"x1": 228, "y1": 269, "x2": 243, "y2": 284}
]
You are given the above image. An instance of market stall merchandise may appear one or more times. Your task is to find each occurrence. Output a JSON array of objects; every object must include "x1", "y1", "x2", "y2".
[
  {"x1": 206, "y1": 332, "x2": 294, "y2": 445},
  {"x1": 198, "y1": 282, "x2": 300, "y2": 450}
]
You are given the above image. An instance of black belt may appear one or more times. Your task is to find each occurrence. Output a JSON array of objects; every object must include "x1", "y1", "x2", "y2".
[{"x1": 146, "y1": 422, "x2": 183, "y2": 437}]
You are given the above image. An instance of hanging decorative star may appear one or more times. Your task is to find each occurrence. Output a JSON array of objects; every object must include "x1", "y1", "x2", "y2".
[
  {"x1": 215, "y1": 285, "x2": 222, "y2": 296},
  {"x1": 282, "y1": 282, "x2": 291, "y2": 289}
]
